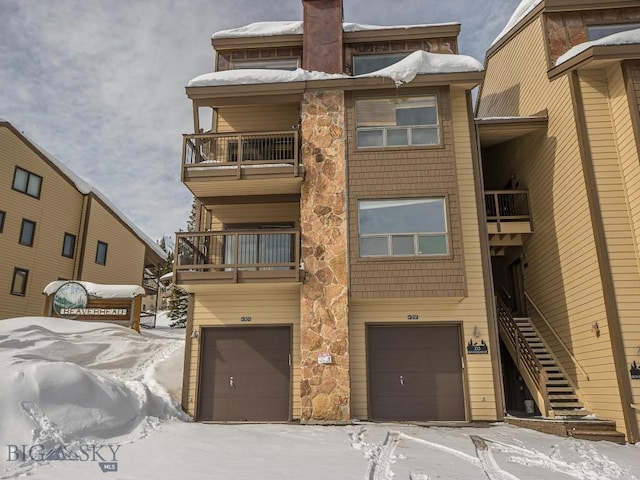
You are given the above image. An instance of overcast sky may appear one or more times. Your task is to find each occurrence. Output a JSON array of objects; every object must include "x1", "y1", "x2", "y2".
[{"x1": 0, "y1": 0, "x2": 522, "y2": 246}]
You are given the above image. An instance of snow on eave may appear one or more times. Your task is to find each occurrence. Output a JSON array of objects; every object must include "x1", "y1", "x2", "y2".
[
  {"x1": 188, "y1": 51, "x2": 483, "y2": 88},
  {"x1": 0, "y1": 121, "x2": 165, "y2": 261},
  {"x1": 212, "y1": 21, "x2": 461, "y2": 40},
  {"x1": 491, "y1": 0, "x2": 543, "y2": 47},
  {"x1": 43, "y1": 281, "x2": 146, "y2": 298},
  {"x1": 555, "y1": 28, "x2": 640, "y2": 66}
]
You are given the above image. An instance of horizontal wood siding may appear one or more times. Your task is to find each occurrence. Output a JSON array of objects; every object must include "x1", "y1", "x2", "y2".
[
  {"x1": 0, "y1": 127, "x2": 83, "y2": 319},
  {"x1": 351, "y1": 88, "x2": 496, "y2": 420},
  {"x1": 80, "y1": 199, "x2": 146, "y2": 286},
  {"x1": 479, "y1": 18, "x2": 629, "y2": 428},
  {"x1": 216, "y1": 104, "x2": 299, "y2": 133},
  {"x1": 604, "y1": 64, "x2": 640, "y2": 431},
  {"x1": 184, "y1": 284, "x2": 301, "y2": 419}
]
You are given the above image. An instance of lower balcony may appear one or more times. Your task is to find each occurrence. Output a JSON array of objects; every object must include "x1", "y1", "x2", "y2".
[
  {"x1": 181, "y1": 131, "x2": 304, "y2": 198},
  {"x1": 175, "y1": 229, "x2": 301, "y2": 286}
]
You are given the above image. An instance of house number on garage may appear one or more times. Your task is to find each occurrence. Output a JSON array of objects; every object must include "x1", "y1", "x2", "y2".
[
  {"x1": 407, "y1": 314, "x2": 419, "y2": 320},
  {"x1": 240, "y1": 316, "x2": 252, "y2": 322}
]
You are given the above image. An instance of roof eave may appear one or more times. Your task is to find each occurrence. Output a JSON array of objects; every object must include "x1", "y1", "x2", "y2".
[{"x1": 548, "y1": 44, "x2": 640, "y2": 81}]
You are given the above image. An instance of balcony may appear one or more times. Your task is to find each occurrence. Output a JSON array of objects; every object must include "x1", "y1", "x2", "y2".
[
  {"x1": 174, "y1": 229, "x2": 301, "y2": 286},
  {"x1": 485, "y1": 190, "x2": 532, "y2": 255},
  {"x1": 181, "y1": 130, "x2": 304, "y2": 198}
]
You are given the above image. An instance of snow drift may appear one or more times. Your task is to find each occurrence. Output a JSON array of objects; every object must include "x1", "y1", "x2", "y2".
[{"x1": 0, "y1": 317, "x2": 187, "y2": 465}]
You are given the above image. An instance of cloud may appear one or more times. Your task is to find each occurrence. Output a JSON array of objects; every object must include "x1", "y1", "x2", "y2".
[{"x1": 0, "y1": 0, "x2": 520, "y2": 242}]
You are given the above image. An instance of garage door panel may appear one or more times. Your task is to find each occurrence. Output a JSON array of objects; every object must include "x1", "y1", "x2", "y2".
[
  {"x1": 368, "y1": 325, "x2": 465, "y2": 421},
  {"x1": 197, "y1": 326, "x2": 291, "y2": 421}
]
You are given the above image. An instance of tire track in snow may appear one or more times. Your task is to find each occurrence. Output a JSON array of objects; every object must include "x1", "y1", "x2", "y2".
[{"x1": 470, "y1": 436, "x2": 520, "y2": 480}]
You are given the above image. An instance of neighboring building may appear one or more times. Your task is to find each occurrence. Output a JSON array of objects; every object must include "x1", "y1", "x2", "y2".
[
  {"x1": 175, "y1": 0, "x2": 503, "y2": 424},
  {"x1": 477, "y1": 0, "x2": 640, "y2": 442},
  {"x1": 0, "y1": 120, "x2": 165, "y2": 320}
]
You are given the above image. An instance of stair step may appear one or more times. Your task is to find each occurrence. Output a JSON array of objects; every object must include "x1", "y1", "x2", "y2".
[
  {"x1": 551, "y1": 402, "x2": 584, "y2": 409},
  {"x1": 569, "y1": 430, "x2": 626, "y2": 444},
  {"x1": 549, "y1": 394, "x2": 579, "y2": 400},
  {"x1": 547, "y1": 386, "x2": 573, "y2": 392},
  {"x1": 552, "y1": 409, "x2": 589, "y2": 417},
  {"x1": 547, "y1": 380, "x2": 571, "y2": 385}
]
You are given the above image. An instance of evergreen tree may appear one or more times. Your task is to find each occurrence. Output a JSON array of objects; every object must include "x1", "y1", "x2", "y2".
[{"x1": 167, "y1": 286, "x2": 188, "y2": 328}]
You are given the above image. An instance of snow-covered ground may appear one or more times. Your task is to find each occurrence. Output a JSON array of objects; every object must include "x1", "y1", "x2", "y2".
[{"x1": 0, "y1": 314, "x2": 639, "y2": 479}]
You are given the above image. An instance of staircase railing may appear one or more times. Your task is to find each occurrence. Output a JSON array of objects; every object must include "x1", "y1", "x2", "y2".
[
  {"x1": 496, "y1": 296, "x2": 551, "y2": 416},
  {"x1": 524, "y1": 291, "x2": 590, "y2": 381}
]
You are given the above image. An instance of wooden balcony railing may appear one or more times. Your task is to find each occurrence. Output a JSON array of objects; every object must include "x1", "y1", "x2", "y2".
[
  {"x1": 485, "y1": 190, "x2": 531, "y2": 233},
  {"x1": 496, "y1": 295, "x2": 550, "y2": 417},
  {"x1": 175, "y1": 229, "x2": 301, "y2": 284},
  {"x1": 182, "y1": 130, "x2": 300, "y2": 179}
]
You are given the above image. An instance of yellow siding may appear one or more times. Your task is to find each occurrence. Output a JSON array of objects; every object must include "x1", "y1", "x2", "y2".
[
  {"x1": 349, "y1": 88, "x2": 498, "y2": 421},
  {"x1": 605, "y1": 64, "x2": 640, "y2": 430},
  {"x1": 184, "y1": 284, "x2": 301, "y2": 419},
  {"x1": 479, "y1": 17, "x2": 631, "y2": 430},
  {"x1": 0, "y1": 127, "x2": 83, "y2": 319},
  {"x1": 80, "y1": 198, "x2": 146, "y2": 285},
  {"x1": 216, "y1": 104, "x2": 299, "y2": 133},
  {"x1": 209, "y1": 202, "x2": 300, "y2": 226}
]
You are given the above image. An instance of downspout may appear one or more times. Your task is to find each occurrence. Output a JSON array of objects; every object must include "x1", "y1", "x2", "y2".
[{"x1": 569, "y1": 71, "x2": 639, "y2": 443}]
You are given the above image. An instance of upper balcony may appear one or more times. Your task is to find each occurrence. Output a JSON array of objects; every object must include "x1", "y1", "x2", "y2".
[
  {"x1": 485, "y1": 190, "x2": 532, "y2": 255},
  {"x1": 174, "y1": 229, "x2": 301, "y2": 288},
  {"x1": 181, "y1": 130, "x2": 304, "y2": 199}
]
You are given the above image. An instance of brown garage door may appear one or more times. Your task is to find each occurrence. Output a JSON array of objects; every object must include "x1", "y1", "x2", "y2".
[
  {"x1": 368, "y1": 325, "x2": 465, "y2": 421},
  {"x1": 197, "y1": 326, "x2": 291, "y2": 421}
]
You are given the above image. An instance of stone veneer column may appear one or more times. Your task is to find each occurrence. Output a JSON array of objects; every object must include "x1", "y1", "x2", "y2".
[{"x1": 299, "y1": 90, "x2": 350, "y2": 422}]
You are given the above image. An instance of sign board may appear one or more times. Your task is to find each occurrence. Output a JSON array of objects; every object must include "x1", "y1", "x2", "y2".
[
  {"x1": 53, "y1": 282, "x2": 129, "y2": 319},
  {"x1": 317, "y1": 352, "x2": 332, "y2": 365},
  {"x1": 467, "y1": 339, "x2": 489, "y2": 355}
]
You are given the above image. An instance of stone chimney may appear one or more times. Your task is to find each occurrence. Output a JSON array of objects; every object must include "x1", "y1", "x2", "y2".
[{"x1": 302, "y1": 0, "x2": 344, "y2": 74}]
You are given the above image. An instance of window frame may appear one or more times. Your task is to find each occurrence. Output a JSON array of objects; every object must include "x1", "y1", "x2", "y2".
[
  {"x1": 19, "y1": 218, "x2": 36, "y2": 247},
  {"x1": 357, "y1": 197, "x2": 450, "y2": 258},
  {"x1": 11, "y1": 268, "x2": 29, "y2": 296},
  {"x1": 587, "y1": 23, "x2": 640, "y2": 41},
  {"x1": 354, "y1": 94, "x2": 441, "y2": 149},
  {"x1": 12, "y1": 167, "x2": 42, "y2": 199},
  {"x1": 62, "y1": 232, "x2": 77, "y2": 258},
  {"x1": 352, "y1": 53, "x2": 410, "y2": 75},
  {"x1": 0, "y1": 210, "x2": 5, "y2": 233},
  {"x1": 95, "y1": 241, "x2": 108, "y2": 265},
  {"x1": 230, "y1": 58, "x2": 300, "y2": 71}
]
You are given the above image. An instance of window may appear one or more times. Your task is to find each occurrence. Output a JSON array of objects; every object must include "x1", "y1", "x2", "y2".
[
  {"x1": 353, "y1": 53, "x2": 409, "y2": 75},
  {"x1": 12, "y1": 167, "x2": 42, "y2": 199},
  {"x1": 231, "y1": 58, "x2": 299, "y2": 70},
  {"x1": 96, "y1": 241, "x2": 108, "y2": 265},
  {"x1": 356, "y1": 95, "x2": 439, "y2": 148},
  {"x1": 588, "y1": 23, "x2": 640, "y2": 41},
  {"x1": 358, "y1": 198, "x2": 449, "y2": 257},
  {"x1": 62, "y1": 233, "x2": 76, "y2": 258},
  {"x1": 19, "y1": 219, "x2": 36, "y2": 247},
  {"x1": 11, "y1": 268, "x2": 29, "y2": 296},
  {"x1": 0, "y1": 211, "x2": 5, "y2": 233}
]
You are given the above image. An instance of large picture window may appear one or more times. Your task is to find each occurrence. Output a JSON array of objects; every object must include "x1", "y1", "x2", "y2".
[
  {"x1": 12, "y1": 167, "x2": 42, "y2": 199},
  {"x1": 356, "y1": 95, "x2": 439, "y2": 148},
  {"x1": 358, "y1": 198, "x2": 448, "y2": 257},
  {"x1": 587, "y1": 23, "x2": 640, "y2": 41},
  {"x1": 353, "y1": 53, "x2": 409, "y2": 75}
]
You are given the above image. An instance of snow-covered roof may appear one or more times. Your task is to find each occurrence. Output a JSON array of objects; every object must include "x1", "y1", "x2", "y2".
[
  {"x1": 555, "y1": 28, "x2": 640, "y2": 66},
  {"x1": 492, "y1": 0, "x2": 543, "y2": 46},
  {"x1": 188, "y1": 50, "x2": 482, "y2": 88},
  {"x1": 212, "y1": 21, "x2": 461, "y2": 40},
  {"x1": 44, "y1": 281, "x2": 146, "y2": 298},
  {"x1": 0, "y1": 121, "x2": 165, "y2": 260}
]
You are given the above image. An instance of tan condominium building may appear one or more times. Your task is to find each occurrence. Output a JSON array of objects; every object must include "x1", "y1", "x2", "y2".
[
  {"x1": 477, "y1": 0, "x2": 640, "y2": 442},
  {"x1": 175, "y1": 0, "x2": 504, "y2": 425},
  {"x1": 0, "y1": 119, "x2": 165, "y2": 320}
]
